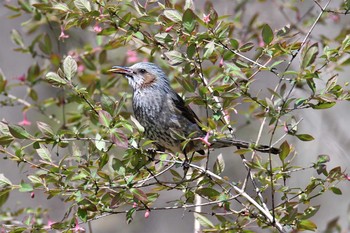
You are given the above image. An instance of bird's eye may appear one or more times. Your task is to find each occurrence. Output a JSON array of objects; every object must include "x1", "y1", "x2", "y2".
[{"x1": 139, "y1": 69, "x2": 147, "y2": 74}]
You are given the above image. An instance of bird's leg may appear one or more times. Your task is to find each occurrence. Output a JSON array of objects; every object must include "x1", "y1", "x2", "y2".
[
  {"x1": 181, "y1": 151, "x2": 190, "y2": 179},
  {"x1": 145, "y1": 144, "x2": 165, "y2": 163}
]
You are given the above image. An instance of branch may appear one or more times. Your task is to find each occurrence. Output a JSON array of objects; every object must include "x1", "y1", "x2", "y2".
[{"x1": 159, "y1": 158, "x2": 287, "y2": 233}]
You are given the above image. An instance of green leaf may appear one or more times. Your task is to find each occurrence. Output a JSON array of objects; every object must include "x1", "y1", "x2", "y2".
[
  {"x1": 8, "y1": 124, "x2": 32, "y2": 139},
  {"x1": 306, "y1": 79, "x2": 316, "y2": 94},
  {"x1": 312, "y1": 102, "x2": 336, "y2": 109},
  {"x1": 0, "y1": 135, "x2": 14, "y2": 146},
  {"x1": 134, "y1": 31, "x2": 144, "y2": 40},
  {"x1": 130, "y1": 115, "x2": 144, "y2": 132},
  {"x1": 298, "y1": 219, "x2": 317, "y2": 231},
  {"x1": 301, "y1": 205, "x2": 320, "y2": 220},
  {"x1": 234, "y1": 148, "x2": 253, "y2": 154},
  {"x1": 36, "y1": 144, "x2": 52, "y2": 162},
  {"x1": 51, "y1": 3, "x2": 69, "y2": 11},
  {"x1": 137, "y1": 16, "x2": 157, "y2": 24},
  {"x1": 19, "y1": 182, "x2": 33, "y2": 192},
  {"x1": 0, "y1": 188, "x2": 10, "y2": 208},
  {"x1": 185, "y1": 0, "x2": 194, "y2": 10},
  {"x1": 196, "y1": 187, "x2": 220, "y2": 200},
  {"x1": 98, "y1": 110, "x2": 112, "y2": 128},
  {"x1": 203, "y1": 41, "x2": 215, "y2": 58},
  {"x1": 341, "y1": 35, "x2": 350, "y2": 51},
  {"x1": 230, "y1": 39, "x2": 239, "y2": 49},
  {"x1": 18, "y1": 0, "x2": 33, "y2": 12},
  {"x1": 45, "y1": 72, "x2": 67, "y2": 87},
  {"x1": 27, "y1": 175, "x2": 42, "y2": 184},
  {"x1": 317, "y1": 154, "x2": 330, "y2": 164},
  {"x1": 27, "y1": 63, "x2": 40, "y2": 82},
  {"x1": 164, "y1": 9, "x2": 182, "y2": 22},
  {"x1": 130, "y1": 188, "x2": 148, "y2": 202},
  {"x1": 330, "y1": 187, "x2": 342, "y2": 195},
  {"x1": 296, "y1": 134, "x2": 314, "y2": 141},
  {"x1": 95, "y1": 133, "x2": 106, "y2": 152},
  {"x1": 112, "y1": 158, "x2": 126, "y2": 176},
  {"x1": 164, "y1": 50, "x2": 185, "y2": 66},
  {"x1": 110, "y1": 130, "x2": 128, "y2": 149},
  {"x1": 239, "y1": 42, "x2": 254, "y2": 52},
  {"x1": 11, "y1": 29, "x2": 24, "y2": 47},
  {"x1": 77, "y1": 208, "x2": 88, "y2": 222},
  {"x1": 0, "y1": 174, "x2": 12, "y2": 189},
  {"x1": 279, "y1": 140, "x2": 291, "y2": 161},
  {"x1": 37, "y1": 121, "x2": 54, "y2": 137},
  {"x1": 301, "y1": 43, "x2": 319, "y2": 69},
  {"x1": 213, "y1": 153, "x2": 225, "y2": 175},
  {"x1": 194, "y1": 213, "x2": 215, "y2": 228},
  {"x1": 262, "y1": 24, "x2": 274, "y2": 44},
  {"x1": 126, "y1": 208, "x2": 136, "y2": 224},
  {"x1": 74, "y1": 0, "x2": 91, "y2": 12},
  {"x1": 0, "y1": 71, "x2": 7, "y2": 94},
  {"x1": 63, "y1": 55, "x2": 77, "y2": 81},
  {"x1": 182, "y1": 9, "x2": 196, "y2": 33}
]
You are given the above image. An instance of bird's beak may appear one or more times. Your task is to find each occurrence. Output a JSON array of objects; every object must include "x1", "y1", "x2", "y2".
[{"x1": 107, "y1": 66, "x2": 133, "y2": 75}]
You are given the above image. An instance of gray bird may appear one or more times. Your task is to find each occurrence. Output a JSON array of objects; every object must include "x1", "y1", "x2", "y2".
[{"x1": 108, "y1": 62, "x2": 280, "y2": 155}]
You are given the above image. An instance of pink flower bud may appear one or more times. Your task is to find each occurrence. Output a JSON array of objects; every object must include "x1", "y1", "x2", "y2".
[
  {"x1": 165, "y1": 25, "x2": 174, "y2": 32},
  {"x1": 16, "y1": 74, "x2": 26, "y2": 82},
  {"x1": 144, "y1": 210, "x2": 150, "y2": 218},
  {"x1": 219, "y1": 58, "x2": 224, "y2": 67}
]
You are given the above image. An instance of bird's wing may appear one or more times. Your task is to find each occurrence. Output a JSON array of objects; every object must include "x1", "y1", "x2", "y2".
[{"x1": 170, "y1": 92, "x2": 201, "y2": 125}]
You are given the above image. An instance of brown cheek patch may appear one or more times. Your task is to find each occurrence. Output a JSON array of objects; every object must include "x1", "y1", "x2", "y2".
[{"x1": 141, "y1": 73, "x2": 156, "y2": 88}]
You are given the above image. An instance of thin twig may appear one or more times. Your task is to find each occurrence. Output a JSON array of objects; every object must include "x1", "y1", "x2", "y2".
[{"x1": 262, "y1": 0, "x2": 332, "y2": 223}]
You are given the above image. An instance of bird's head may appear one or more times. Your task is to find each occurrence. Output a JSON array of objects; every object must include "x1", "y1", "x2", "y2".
[{"x1": 108, "y1": 62, "x2": 170, "y2": 91}]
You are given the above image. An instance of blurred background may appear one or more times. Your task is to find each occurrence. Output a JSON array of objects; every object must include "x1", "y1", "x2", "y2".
[{"x1": 1, "y1": 0, "x2": 350, "y2": 232}]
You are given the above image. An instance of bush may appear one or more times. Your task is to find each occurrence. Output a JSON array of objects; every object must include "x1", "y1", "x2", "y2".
[{"x1": 1, "y1": 1, "x2": 350, "y2": 232}]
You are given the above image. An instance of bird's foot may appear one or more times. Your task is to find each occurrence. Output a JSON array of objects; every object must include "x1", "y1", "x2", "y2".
[{"x1": 145, "y1": 148, "x2": 158, "y2": 161}]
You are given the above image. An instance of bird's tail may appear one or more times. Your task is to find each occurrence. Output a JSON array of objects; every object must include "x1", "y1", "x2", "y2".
[{"x1": 211, "y1": 138, "x2": 280, "y2": 154}]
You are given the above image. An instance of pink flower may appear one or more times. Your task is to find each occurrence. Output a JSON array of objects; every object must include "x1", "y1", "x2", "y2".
[
  {"x1": 344, "y1": 174, "x2": 350, "y2": 181},
  {"x1": 126, "y1": 50, "x2": 139, "y2": 63},
  {"x1": 199, "y1": 132, "x2": 211, "y2": 147},
  {"x1": 16, "y1": 74, "x2": 26, "y2": 82},
  {"x1": 165, "y1": 25, "x2": 174, "y2": 32},
  {"x1": 144, "y1": 210, "x2": 150, "y2": 218},
  {"x1": 73, "y1": 218, "x2": 85, "y2": 232},
  {"x1": 44, "y1": 219, "x2": 56, "y2": 230},
  {"x1": 203, "y1": 13, "x2": 210, "y2": 24},
  {"x1": 30, "y1": 192, "x2": 35, "y2": 198},
  {"x1": 330, "y1": 14, "x2": 340, "y2": 23},
  {"x1": 132, "y1": 202, "x2": 138, "y2": 208},
  {"x1": 283, "y1": 122, "x2": 289, "y2": 133},
  {"x1": 223, "y1": 110, "x2": 230, "y2": 123},
  {"x1": 59, "y1": 26, "x2": 69, "y2": 41},
  {"x1": 93, "y1": 23, "x2": 102, "y2": 33},
  {"x1": 219, "y1": 58, "x2": 224, "y2": 67},
  {"x1": 78, "y1": 64, "x2": 85, "y2": 73},
  {"x1": 258, "y1": 36, "x2": 265, "y2": 47},
  {"x1": 18, "y1": 111, "x2": 31, "y2": 126}
]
